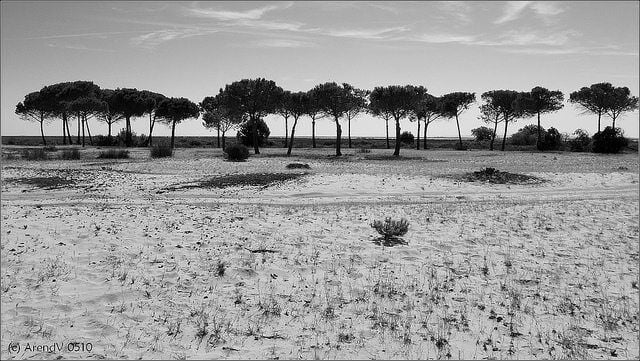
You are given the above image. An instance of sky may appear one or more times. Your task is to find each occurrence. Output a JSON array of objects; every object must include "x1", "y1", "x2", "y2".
[{"x1": 1, "y1": 1, "x2": 639, "y2": 140}]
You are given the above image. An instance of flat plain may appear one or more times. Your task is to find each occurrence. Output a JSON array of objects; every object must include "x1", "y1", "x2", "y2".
[{"x1": 1, "y1": 146, "x2": 638, "y2": 360}]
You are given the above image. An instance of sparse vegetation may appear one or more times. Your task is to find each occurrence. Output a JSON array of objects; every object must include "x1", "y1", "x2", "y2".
[
  {"x1": 150, "y1": 143, "x2": 173, "y2": 158},
  {"x1": 370, "y1": 217, "x2": 409, "y2": 240},
  {"x1": 97, "y1": 149, "x2": 129, "y2": 159},
  {"x1": 21, "y1": 148, "x2": 48, "y2": 161},
  {"x1": 60, "y1": 148, "x2": 80, "y2": 160},
  {"x1": 592, "y1": 126, "x2": 629, "y2": 154},
  {"x1": 223, "y1": 143, "x2": 249, "y2": 162},
  {"x1": 458, "y1": 167, "x2": 544, "y2": 184},
  {"x1": 285, "y1": 163, "x2": 310, "y2": 169},
  {"x1": 569, "y1": 129, "x2": 592, "y2": 152}
]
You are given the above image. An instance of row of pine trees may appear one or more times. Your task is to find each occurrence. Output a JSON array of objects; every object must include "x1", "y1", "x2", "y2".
[{"x1": 16, "y1": 79, "x2": 638, "y2": 156}]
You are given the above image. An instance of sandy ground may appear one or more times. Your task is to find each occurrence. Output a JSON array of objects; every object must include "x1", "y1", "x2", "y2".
[{"x1": 1, "y1": 147, "x2": 638, "y2": 360}]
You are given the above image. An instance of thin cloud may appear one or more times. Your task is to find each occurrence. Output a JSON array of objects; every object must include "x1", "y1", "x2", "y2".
[
  {"x1": 233, "y1": 19, "x2": 304, "y2": 32},
  {"x1": 477, "y1": 29, "x2": 580, "y2": 47},
  {"x1": 530, "y1": 2, "x2": 564, "y2": 17},
  {"x1": 23, "y1": 31, "x2": 148, "y2": 40},
  {"x1": 494, "y1": 1, "x2": 532, "y2": 24},
  {"x1": 504, "y1": 46, "x2": 639, "y2": 56},
  {"x1": 184, "y1": 2, "x2": 293, "y2": 21},
  {"x1": 435, "y1": 1, "x2": 473, "y2": 24},
  {"x1": 318, "y1": 26, "x2": 409, "y2": 40},
  {"x1": 248, "y1": 39, "x2": 315, "y2": 48},
  {"x1": 130, "y1": 28, "x2": 219, "y2": 49},
  {"x1": 411, "y1": 33, "x2": 477, "y2": 44},
  {"x1": 46, "y1": 43, "x2": 116, "y2": 53},
  {"x1": 494, "y1": 1, "x2": 564, "y2": 24}
]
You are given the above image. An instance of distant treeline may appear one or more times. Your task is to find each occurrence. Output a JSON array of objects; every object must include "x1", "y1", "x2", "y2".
[{"x1": 15, "y1": 79, "x2": 638, "y2": 156}]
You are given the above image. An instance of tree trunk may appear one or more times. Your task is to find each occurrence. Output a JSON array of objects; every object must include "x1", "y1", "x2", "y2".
[
  {"x1": 149, "y1": 117, "x2": 156, "y2": 147},
  {"x1": 252, "y1": 118, "x2": 260, "y2": 155},
  {"x1": 170, "y1": 120, "x2": 176, "y2": 149},
  {"x1": 147, "y1": 114, "x2": 153, "y2": 147},
  {"x1": 82, "y1": 117, "x2": 86, "y2": 147},
  {"x1": 217, "y1": 127, "x2": 220, "y2": 148},
  {"x1": 597, "y1": 111, "x2": 601, "y2": 133},
  {"x1": 424, "y1": 121, "x2": 429, "y2": 150},
  {"x1": 423, "y1": 119, "x2": 428, "y2": 149},
  {"x1": 77, "y1": 113, "x2": 81, "y2": 144},
  {"x1": 455, "y1": 114, "x2": 463, "y2": 149},
  {"x1": 126, "y1": 116, "x2": 132, "y2": 147},
  {"x1": 284, "y1": 117, "x2": 288, "y2": 148},
  {"x1": 536, "y1": 112, "x2": 542, "y2": 151},
  {"x1": 86, "y1": 116, "x2": 93, "y2": 145},
  {"x1": 312, "y1": 119, "x2": 316, "y2": 148},
  {"x1": 287, "y1": 117, "x2": 299, "y2": 156},
  {"x1": 40, "y1": 116, "x2": 47, "y2": 146},
  {"x1": 65, "y1": 116, "x2": 73, "y2": 145},
  {"x1": 393, "y1": 117, "x2": 401, "y2": 157},
  {"x1": 416, "y1": 119, "x2": 421, "y2": 150},
  {"x1": 335, "y1": 117, "x2": 342, "y2": 156},
  {"x1": 501, "y1": 117, "x2": 509, "y2": 151},
  {"x1": 348, "y1": 116, "x2": 352, "y2": 148},
  {"x1": 62, "y1": 117, "x2": 67, "y2": 145},
  {"x1": 385, "y1": 118, "x2": 390, "y2": 149},
  {"x1": 490, "y1": 118, "x2": 498, "y2": 151},
  {"x1": 612, "y1": 115, "x2": 616, "y2": 130}
]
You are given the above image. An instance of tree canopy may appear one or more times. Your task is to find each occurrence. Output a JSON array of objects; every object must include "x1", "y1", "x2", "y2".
[
  {"x1": 155, "y1": 97, "x2": 200, "y2": 149},
  {"x1": 513, "y1": 87, "x2": 564, "y2": 150},
  {"x1": 309, "y1": 82, "x2": 354, "y2": 156},
  {"x1": 440, "y1": 92, "x2": 476, "y2": 149},
  {"x1": 15, "y1": 91, "x2": 56, "y2": 145},
  {"x1": 370, "y1": 85, "x2": 425, "y2": 156},
  {"x1": 217, "y1": 78, "x2": 284, "y2": 154}
]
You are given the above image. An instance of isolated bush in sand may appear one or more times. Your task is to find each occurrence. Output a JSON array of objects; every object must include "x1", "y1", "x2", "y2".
[
  {"x1": 224, "y1": 143, "x2": 249, "y2": 162},
  {"x1": 370, "y1": 217, "x2": 410, "y2": 240}
]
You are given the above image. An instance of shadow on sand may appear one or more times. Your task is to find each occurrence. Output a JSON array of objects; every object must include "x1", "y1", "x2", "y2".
[{"x1": 372, "y1": 236, "x2": 408, "y2": 247}]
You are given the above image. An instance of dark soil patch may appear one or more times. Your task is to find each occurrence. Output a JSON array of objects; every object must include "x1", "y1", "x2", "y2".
[
  {"x1": 286, "y1": 163, "x2": 310, "y2": 169},
  {"x1": 166, "y1": 172, "x2": 307, "y2": 191},
  {"x1": 457, "y1": 167, "x2": 544, "y2": 185},
  {"x1": 364, "y1": 154, "x2": 447, "y2": 162},
  {"x1": 7, "y1": 176, "x2": 76, "y2": 190}
]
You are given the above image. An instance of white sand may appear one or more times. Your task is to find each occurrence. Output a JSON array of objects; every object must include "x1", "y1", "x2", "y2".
[{"x1": 1, "y1": 147, "x2": 638, "y2": 359}]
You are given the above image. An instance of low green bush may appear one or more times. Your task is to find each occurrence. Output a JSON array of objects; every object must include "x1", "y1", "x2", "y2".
[
  {"x1": 150, "y1": 143, "x2": 173, "y2": 158},
  {"x1": 98, "y1": 149, "x2": 130, "y2": 159},
  {"x1": 224, "y1": 143, "x2": 249, "y2": 162}
]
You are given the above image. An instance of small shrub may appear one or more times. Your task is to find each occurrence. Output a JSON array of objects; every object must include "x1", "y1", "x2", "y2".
[
  {"x1": 370, "y1": 217, "x2": 409, "y2": 239},
  {"x1": 97, "y1": 149, "x2": 129, "y2": 159},
  {"x1": 237, "y1": 118, "x2": 270, "y2": 147},
  {"x1": 357, "y1": 147, "x2": 371, "y2": 153},
  {"x1": 471, "y1": 126, "x2": 494, "y2": 141},
  {"x1": 21, "y1": 148, "x2": 48, "y2": 161},
  {"x1": 150, "y1": 143, "x2": 173, "y2": 158},
  {"x1": 224, "y1": 143, "x2": 249, "y2": 162},
  {"x1": 116, "y1": 128, "x2": 147, "y2": 147},
  {"x1": 454, "y1": 142, "x2": 469, "y2": 150},
  {"x1": 511, "y1": 124, "x2": 542, "y2": 146},
  {"x1": 60, "y1": 148, "x2": 81, "y2": 160},
  {"x1": 94, "y1": 135, "x2": 119, "y2": 147},
  {"x1": 569, "y1": 129, "x2": 592, "y2": 152},
  {"x1": 399, "y1": 131, "x2": 414, "y2": 145},
  {"x1": 215, "y1": 260, "x2": 226, "y2": 277},
  {"x1": 460, "y1": 167, "x2": 544, "y2": 184},
  {"x1": 44, "y1": 145, "x2": 58, "y2": 152},
  {"x1": 286, "y1": 163, "x2": 310, "y2": 169},
  {"x1": 592, "y1": 126, "x2": 628, "y2": 154},
  {"x1": 538, "y1": 127, "x2": 563, "y2": 151}
]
